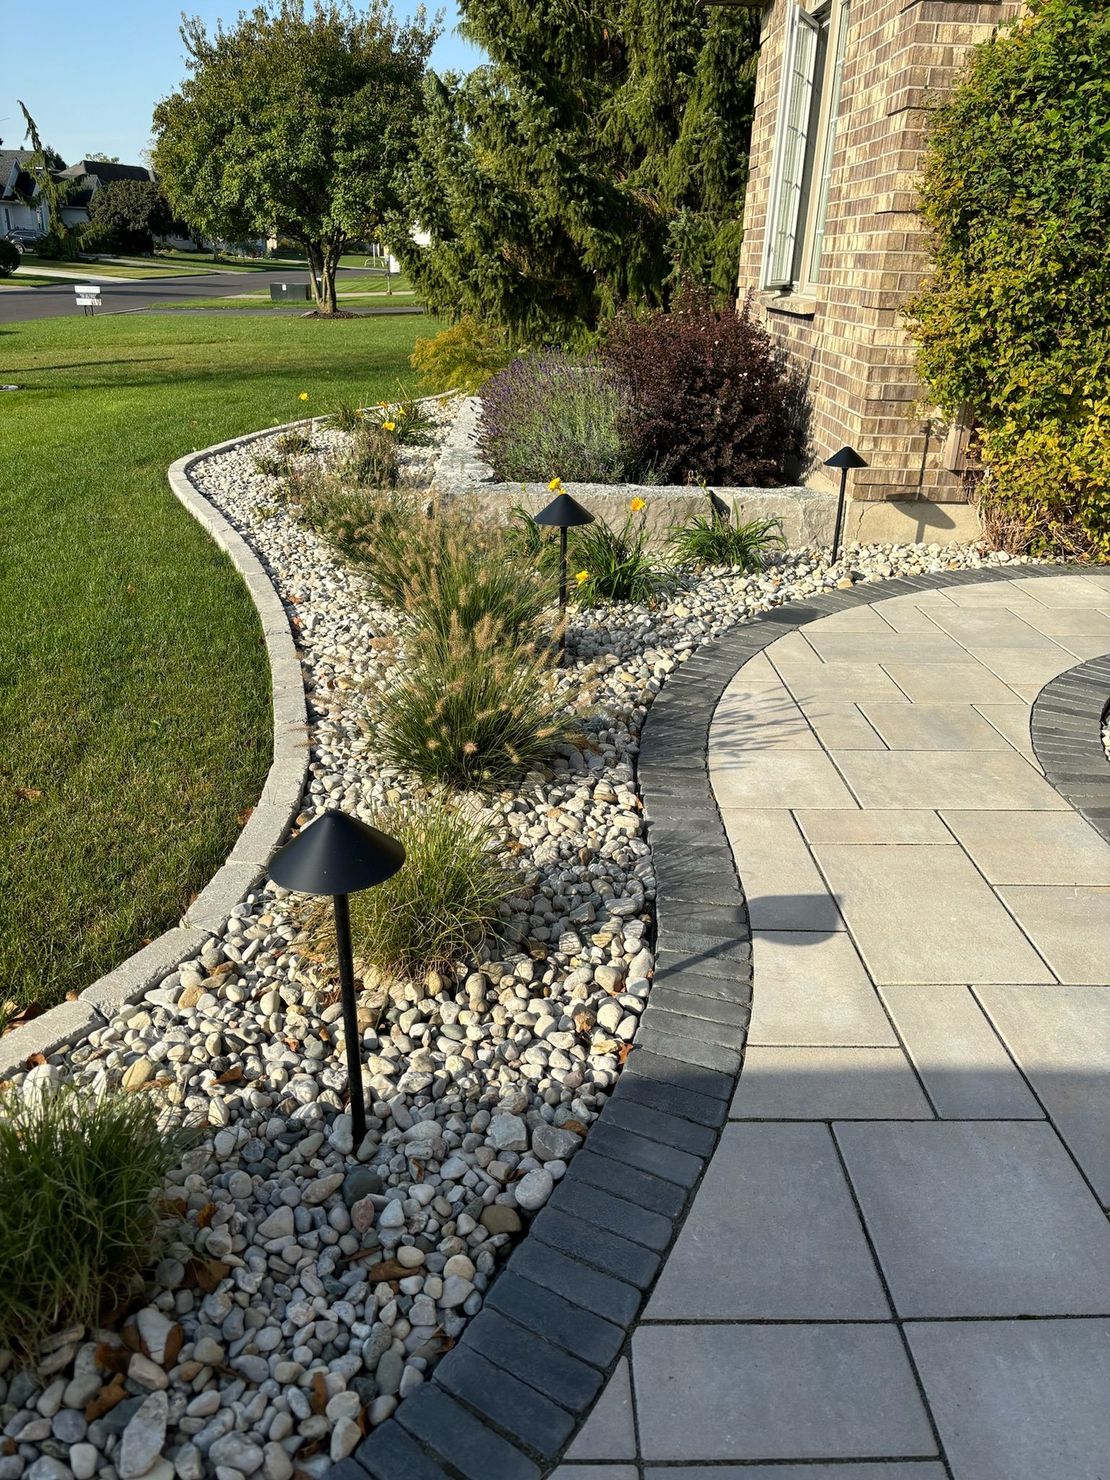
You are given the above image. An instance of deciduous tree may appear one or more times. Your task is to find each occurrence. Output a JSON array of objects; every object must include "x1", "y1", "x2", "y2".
[{"x1": 152, "y1": 0, "x2": 437, "y2": 314}]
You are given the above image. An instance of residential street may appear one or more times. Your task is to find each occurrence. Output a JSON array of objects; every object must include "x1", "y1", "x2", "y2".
[{"x1": 0, "y1": 265, "x2": 384, "y2": 323}]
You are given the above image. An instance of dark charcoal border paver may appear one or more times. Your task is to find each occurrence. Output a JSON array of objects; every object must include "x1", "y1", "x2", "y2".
[
  {"x1": 1030, "y1": 654, "x2": 1110, "y2": 842},
  {"x1": 339, "y1": 560, "x2": 1088, "y2": 1480}
]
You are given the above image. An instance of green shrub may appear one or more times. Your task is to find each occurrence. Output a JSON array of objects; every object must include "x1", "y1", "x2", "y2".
[
  {"x1": 477, "y1": 352, "x2": 635, "y2": 483},
  {"x1": 906, "y1": 0, "x2": 1110, "y2": 559},
  {"x1": 274, "y1": 430, "x2": 312, "y2": 456},
  {"x1": 343, "y1": 802, "x2": 517, "y2": 977},
  {"x1": 508, "y1": 498, "x2": 668, "y2": 605},
  {"x1": 0, "y1": 240, "x2": 19, "y2": 277},
  {"x1": 0, "y1": 1084, "x2": 190, "y2": 1363},
  {"x1": 410, "y1": 316, "x2": 514, "y2": 394},
  {"x1": 380, "y1": 620, "x2": 574, "y2": 786},
  {"x1": 669, "y1": 498, "x2": 784, "y2": 569}
]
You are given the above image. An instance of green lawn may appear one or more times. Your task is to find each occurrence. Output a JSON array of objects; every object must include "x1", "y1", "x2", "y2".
[
  {"x1": 19, "y1": 255, "x2": 215, "y2": 280},
  {"x1": 0, "y1": 311, "x2": 435, "y2": 1028},
  {"x1": 160, "y1": 275, "x2": 415, "y2": 311},
  {"x1": 0, "y1": 273, "x2": 57, "y2": 289}
]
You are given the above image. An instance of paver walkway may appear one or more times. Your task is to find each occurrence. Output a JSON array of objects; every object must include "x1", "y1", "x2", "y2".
[{"x1": 555, "y1": 570, "x2": 1110, "y2": 1480}]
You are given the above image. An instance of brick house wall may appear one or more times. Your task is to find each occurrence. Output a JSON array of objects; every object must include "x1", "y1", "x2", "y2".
[{"x1": 737, "y1": 0, "x2": 1023, "y2": 536}]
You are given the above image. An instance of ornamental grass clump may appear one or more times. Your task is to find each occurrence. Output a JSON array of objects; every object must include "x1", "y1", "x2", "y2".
[
  {"x1": 511, "y1": 496, "x2": 668, "y2": 606},
  {"x1": 334, "y1": 421, "x2": 399, "y2": 489},
  {"x1": 477, "y1": 352, "x2": 635, "y2": 484},
  {"x1": 274, "y1": 430, "x2": 312, "y2": 456},
  {"x1": 345, "y1": 801, "x2": 517, "y2": 976},
  {"x1": 0, "y1": 1083, "x2": 190, "y2": 1364},
  {"x1": 669, "y1": 498, "x2": 785, "y2": 570},
  {"x1": 380, "y1": 614, "x2": 574, "y2": 787}
]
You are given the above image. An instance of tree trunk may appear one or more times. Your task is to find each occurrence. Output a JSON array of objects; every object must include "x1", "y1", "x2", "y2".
[
  {"x1": 319, "y1": 238, "x2": 343, "y2": 316},
  {"x1": 305, "y1": 241, "x2": 324, "y2": 309}
]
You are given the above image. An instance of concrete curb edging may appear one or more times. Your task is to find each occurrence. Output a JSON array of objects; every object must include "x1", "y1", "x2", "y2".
[
  {"x1": 1030, "y1": 652, "x2": 1110, "y2": 842},
  {"x1": 0, "y1": 422, "x2": 311, "y2": 1079},
  {"x1": 341, "y1": 559, "x2": 1083, "y2": 1480}
]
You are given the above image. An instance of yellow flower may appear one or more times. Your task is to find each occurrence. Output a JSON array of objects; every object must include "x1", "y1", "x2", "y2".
[
  {"x1": 575, "y1": 570, "x2": 589, "y2": 585},
  {"x1": 298, "y1": 392, "x2": 309, "y2": 402},
  {"x1": 396, "y1": 406, "x2": 407, "y2": 417},
  {"x1": 630, "y1": 496, "x2": 646, "y2": 512},
  {"x1": 548, "y1": 477, "x2": 563, "y2": 492},
  {"x1": 382, "y1": 420, "x2": 396, "y2": 432}
]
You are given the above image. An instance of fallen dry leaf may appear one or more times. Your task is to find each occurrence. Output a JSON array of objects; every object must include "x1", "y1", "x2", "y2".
[
  {"x1": 85, "y1": 1375, "x2": 126, "y2": 1422},
  {"x1": 14, "y1": 787, "x2": 42, "y2": 801},
  {"x1": 195, "y1": 1202, "x2": 217, "y2": 1229},
  {"x1": 310, "y1": 1371, "x2": 328, "y2": 1415}
]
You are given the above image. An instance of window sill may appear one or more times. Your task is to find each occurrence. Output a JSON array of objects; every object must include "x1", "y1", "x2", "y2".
[{"x1": 760, "y1": 290, "x2": 818, "y2": 318}]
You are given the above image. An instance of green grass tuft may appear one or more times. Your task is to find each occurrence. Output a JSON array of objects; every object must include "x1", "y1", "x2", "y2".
[
  {"x1": 0, "y1": 1084, "x2": 192, "y2": 1363},
  {"x1": 669, "y1": 502, "x2": 785, "y2": 570}
]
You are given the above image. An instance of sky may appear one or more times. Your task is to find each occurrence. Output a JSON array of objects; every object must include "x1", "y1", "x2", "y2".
[{"x1": 2, "y1": 1, "x2": 482, "y2": 167}]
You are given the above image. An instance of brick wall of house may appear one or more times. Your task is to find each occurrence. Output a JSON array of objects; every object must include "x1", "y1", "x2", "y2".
[{"x1": 737, "y1": 0, "x2": 1023, "y2": 504}]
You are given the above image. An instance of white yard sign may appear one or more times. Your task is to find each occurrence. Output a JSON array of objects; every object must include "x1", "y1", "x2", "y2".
[{"x1": 75, "y1": 285, "x2": 102, "y2": 313}]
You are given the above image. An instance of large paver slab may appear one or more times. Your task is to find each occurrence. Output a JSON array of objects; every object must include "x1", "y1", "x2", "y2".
[
  {"x1": 859, "y1": 702, "x2": 1013, "y2": 752},
  {"x1": 712, "y1": 686, "x2": 819, "y2": 750},
  {"x1": 936, "y1": 583, "x2": 1044, "y2": 608},
  {"x1": 925, "y1": 606, "x2": 1081, "y2": 648},
  {"x1": 632, "y1": 1324, "x2": 936, "y2": 1462},
  {"x1": 813, "y1": 844, "x2": 1054, "y2": 984},
  {"x1": 836, "y1": 1121, "x2": 1110, "y2": 1317},
  {"x1": 721, "y1": 808, "x2": 845, "y2": 930},
  {"x1": 712, "y1": 750, "x2": 858, "y2": 809},
  {"x1": 645, "y1": 1469, "x2": 948, "y2": 1480},
  {"x1": 564, "y1": 1360, "x2": 635, "y2": 1461},
  {"x1": 942, "y1": 809, "x2": 1110, "y2": 885},
  {"x1": 996, "y1": 885, "x2": 1110, "y2": 983},
  {"x1": 1013, "y1": 604, "x2": 1110, "y2": 636},
  {"x1": 879, "y1": 983, "x2": 1042, "y2": 1119},
  {"x1": 645, "y1": 1124, "x2": 889, "y2": 1319},
  {"x1": 799, "y1": 701, "x2": 887, "y2": 750},
  {"x1": 880, "y1": 661, "x2": 1018, "y2": 704},
  {"x1": 729, "y1": 1045, "x2": 933, "y2": 1119},
  {"x1": 748, "y1": 930, "x2": 896, "y2": 1045},
  {"x1": 967, "y1": 645, "x2": 1078, "y2": 687},
  {"x1": 907, "y1": 1319, "x2": 1110, "y2": 1480},
  {"x1": 552, "y1": 1468, "x2": 637, "y2": 1480},
  {"x1": 979, "y1": 984, "x2": 1110, "y2": 1204},
  {"x1": 794, "y1": 808, "x2": 952, "y2": 845},
  {"x1": 829, "y1": 749, "x2": 1066, "y2": 810},
  {"x1": 1010, "y1": 573, "x2": 1110, "y2": 605},
  {"x1": 973, "y1": 702, "x2": 1036, "y2": 758},
  {"x1": 804, "y1": 631, "x2": 968, "y2": 664},
  {"x1": 786, "y1": 663, "x2": 911, "y2": 706}
]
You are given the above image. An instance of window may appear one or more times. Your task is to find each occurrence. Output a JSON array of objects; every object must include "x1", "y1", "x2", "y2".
[{"x1": 764, "y1": 0, "x2": 850, "y2": 292}]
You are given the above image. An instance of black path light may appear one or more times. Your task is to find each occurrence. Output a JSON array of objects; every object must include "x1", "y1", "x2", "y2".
[
  {"x1": 269, "y1": 809, "x2": 405, "y2": 1145},
  {"x1": 824, "y1": 446, "x2": 869, "y2": 564},
  {"x1": 534, "y1": 486, "x2": 595, "y2": 658}
]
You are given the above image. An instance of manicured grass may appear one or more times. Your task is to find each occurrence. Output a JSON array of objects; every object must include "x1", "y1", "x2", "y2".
[
  {"x1": 0, "y1": 311, "x2": 435, "y2": 1027},
  {"x1": 0, "y1": 273, "x2": 57, "y2": 289},
  {"x1": 160, "y1": 280, "x2": 416, "y2": 311}
]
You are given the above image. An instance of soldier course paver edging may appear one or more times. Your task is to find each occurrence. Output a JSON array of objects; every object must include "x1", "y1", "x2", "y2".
[{"x1": 345, "y1": 560, "x2": 1109, "y2": 1480}]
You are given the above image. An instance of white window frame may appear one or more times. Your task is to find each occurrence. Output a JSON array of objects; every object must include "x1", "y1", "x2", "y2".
[
  {"x1": 764, "y1": 3, "x2": 822, "y2": 290},
  {"x1": 763, "y1": 0, "x2": 851, "y2": 293}
]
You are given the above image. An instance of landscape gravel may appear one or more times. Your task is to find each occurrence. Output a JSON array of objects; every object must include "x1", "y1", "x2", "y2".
[{"x1": 0, "y1": 396, "x2": 1037, "y2": 1479}]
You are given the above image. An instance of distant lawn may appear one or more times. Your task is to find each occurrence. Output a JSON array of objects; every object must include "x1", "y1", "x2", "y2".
[
  {"x1": 0, "y1": 311, "x2": 435, "y2": 1028},
  {"x1": 19, "y1": 255, "x2": 215, "y2": 281},
  {"x1": 0, "y1": 273, "x2": 57, "y2": 289},
  {"x1": 161, "y1": 275, "x2": 415, "y2": 311}
]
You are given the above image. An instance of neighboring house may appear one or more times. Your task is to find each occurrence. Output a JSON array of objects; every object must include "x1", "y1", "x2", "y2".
[
  {"x1": 0, "y1": 151, "x2": 49, "y2": 239},
  {"x1": 737, "y1": 0, "x2": 1024, "y2": 542},
  {"x1": 58, "y1": 160, "x2": 156, "y2": 229}
]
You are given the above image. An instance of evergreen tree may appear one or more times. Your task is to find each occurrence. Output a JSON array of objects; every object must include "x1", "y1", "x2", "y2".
[{"x1": 390, "y1": 0, "x2": 759, "y2": 339}]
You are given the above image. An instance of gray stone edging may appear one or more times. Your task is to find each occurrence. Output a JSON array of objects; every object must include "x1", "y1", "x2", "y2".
[
  {"x1": 0, "y1": 423, "x2": 311, "y2": 1079},
  {"x1": 341, "y1": 558, "x2": 1083, "y2": 1480},
  {"x1": 1030, "y1": 653, "x2": 1110, "y2": 843}
]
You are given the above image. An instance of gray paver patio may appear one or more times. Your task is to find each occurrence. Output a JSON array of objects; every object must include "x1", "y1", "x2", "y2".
[{"x1": 619, "y1": 574, "x2": 1110, "y2": 1480}]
